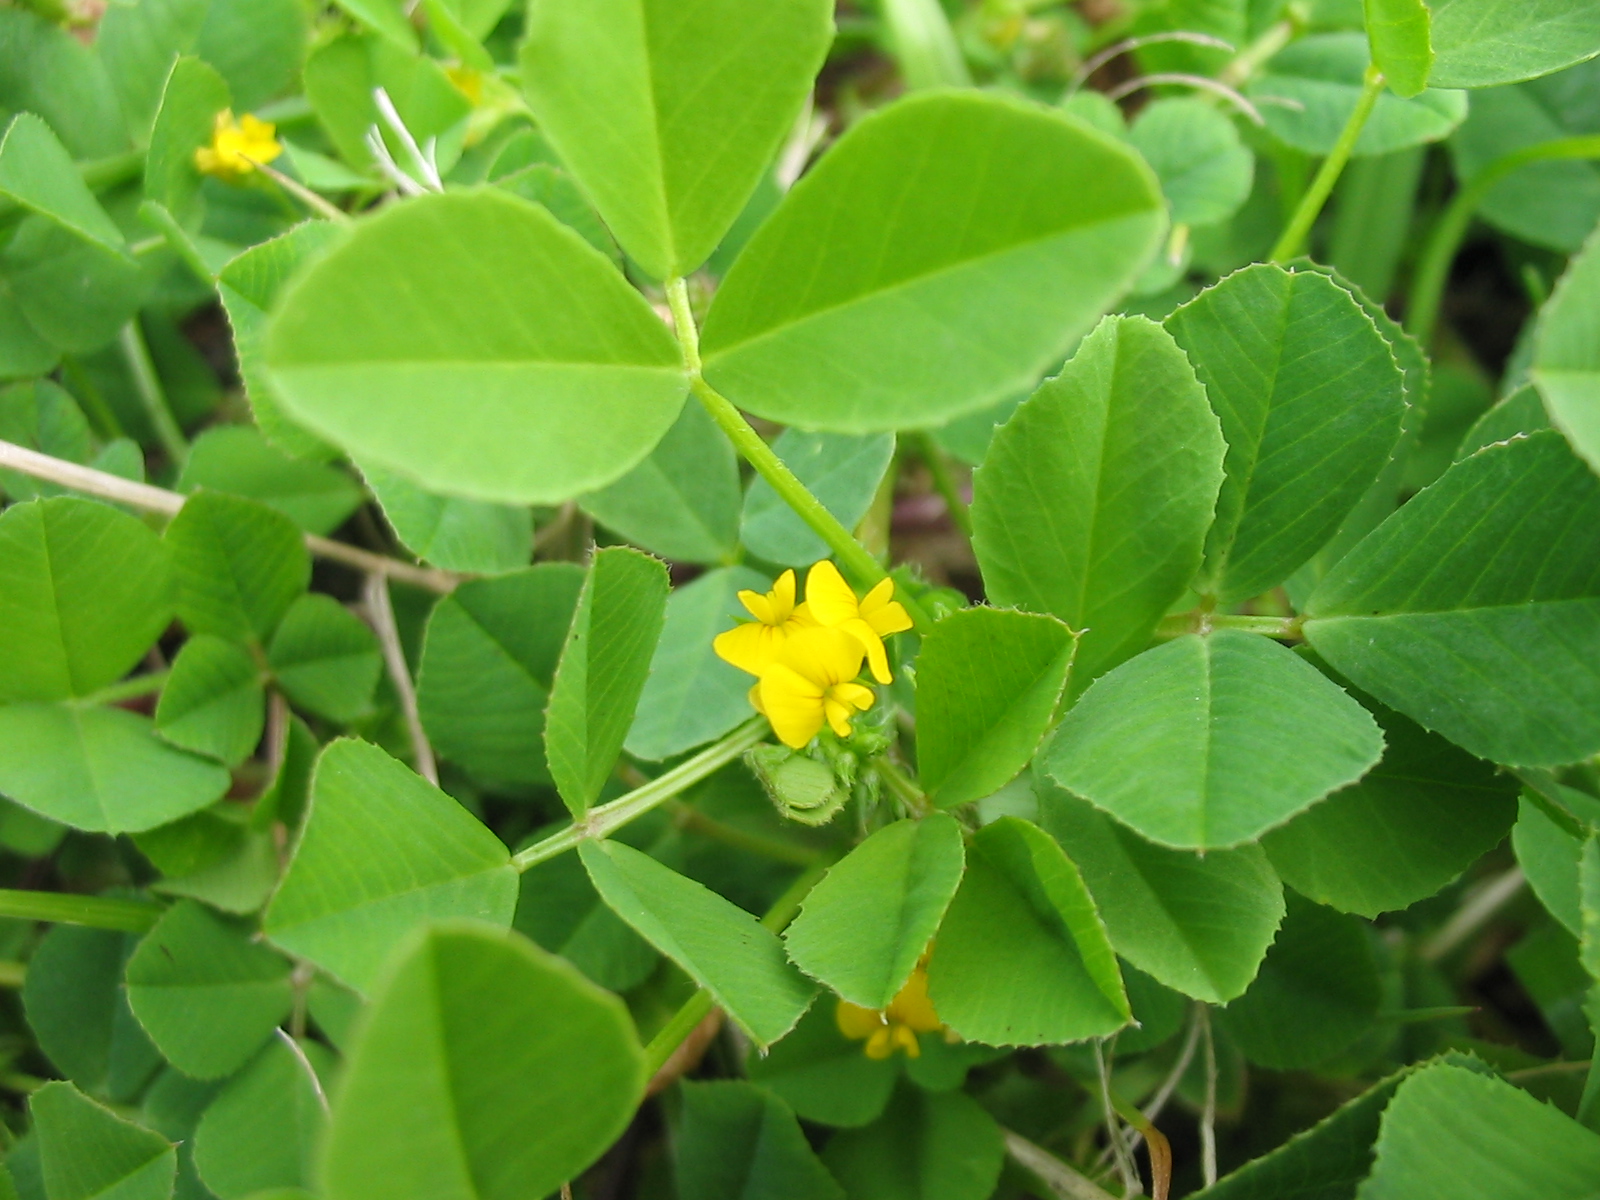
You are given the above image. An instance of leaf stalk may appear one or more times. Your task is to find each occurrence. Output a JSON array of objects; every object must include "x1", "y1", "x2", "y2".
[{"x1": 1269, "y1": 65, "x2": 1386, "y2": 262}]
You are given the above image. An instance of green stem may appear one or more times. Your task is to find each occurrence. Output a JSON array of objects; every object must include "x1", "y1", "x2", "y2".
[
  {"x1": 1155, "y1": 612, "x2": 1303, "y2": 640},
  {"x1": 640, "y1": 859, "x2": 829, "y2": 1079},
  {"x1": 511, "y1": 719, "x2": 768, "y2": 871},
  {"x1": 1270, "y1": 66, "x2": 1386, "y2": 262},
  {"x1": 71, "y1": 669, "x2": 171, "y2": 708},
  {"x1": 665, "y1": 800, "x2": 824, "y2": 867},
  {"x1": 80, "y1": 150, "x2": 145, "y2": 191},
  {"x1": 137, "y1": 200, "x2": 215, "y2": 286},
  {"x1": 664, "y1": 278, "x2": 933, "y2": 634},
  {"x1": 874, "y1": 756, "x2": 929, "y2": 815},
  {"x1": 0, "y1": 890, "x2": 161, "y2": 933},
  {"x1": 118, "y1": 320, "x2": 188, "y2": 466},
  {"x1": 914, "y1": 432, "x2": 973, "y2": 539},
  {"x1": 1408, "y1": 135, "x2": 1600, "y2": 346}
]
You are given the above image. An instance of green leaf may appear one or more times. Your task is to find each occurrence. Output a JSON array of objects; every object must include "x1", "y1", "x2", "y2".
[
  {"x1": 675, "y1": 1081, "x2": 845, "y2": 1200},
  {"x1": 165, "y1": 491, "x2": 309, "y2": 646},
  {"x1": 1535, "y1": 223, "x2": 1600, "y2": 474},
  {"x1": 263, "y1": 739, "x2": 519, "y2": 992},
  {"x1": 580, "y1": 839, "x2": 816, "y2": 1046},
  {"x1": 1191, "y1": 1054, "x2": 1489, "y2": 1200},
  {"x1": 1448, "y1": 63, "x2": 1600, "y2": 255},
  {"x1": 177, "y1": 426, "x2": 362, "y2": 536},
  {"x1": 700, "y1": 92, "x2": 1165, "y2": 432},
  {"x1": 784, "y1": 815, "x2": 965, "y2": 1010},
  {"x1": 0, "y1": 497, "x2": 173, "y2": 703},
  {"x1": 1365, "y1": 0, "x2": 1432, "y2": 97},
  {"x1": 1512, "y1": 788, "x2": 1600, "y2": 936},
  {"x1": 1304, "y1": 431, "x2": 1600, "y2": 767},
  {"x1": 519, "y1": 0, "x2": 833, "y2": 280},
  {"x1": 546, "y1": 547, "x2": 669, "y2": 817},
  {"x1": 143, "y1": 808, "x2": 280, "y2": 917},
  {"x1": 217, "y1": 224, "x2": 344, "y2": 461},
  {"x1": 330, "y1": 0, "x2": 418, "y2": 50},
  {"x1": 417, "y1": 565, "x2": 584, "y2": 786},
  {"x1": 1427, "y1": 0, "x2": 1600, "y2": 89},
  {"x1": 626, "y1": 566, "x2": 771, "y2": 762},
  {"x1": 21, "y1": 925, "x2": 160, "y2": 1099},
  {"x1": 746, "y1": 1004, "x2": 899, "y2": 1128},
  {"x1": 360, "y1": 462, "x2": 530, "y2": 575},
  {"x1": 320, "y1": 921, "x2": 645, "y2": 1200},
  {"x1": 1262, "y1": 685, "x2": 1518, "y2": 917},
  {"x1": 926, "y1": 817, "x2": 1127, "y2": 1046},
  {"x1": 1038, "y1": 781, "x2": 1285, "y2": 1003},
  {"x1": 1042, "y1": 632, "x2": 1385, "y2": 849},
  {"x1": 1, "y1": 216, "x2": 148, "y2": 355},
  {"x1": 144, "y1": 57, "x2": 230, "y2": 228},
  {"x1": 263, "y1": 189, "x2": 688, "y2": 505},
  {"x1": 301, "y1": 33, "x2": 469, "y2": 173},
  {"x1": 741, "y1": 432, "x2": 897, "y2": 568},
  {"x1": 1165, "y1": 264, "x2": 1407, "y2": 602},
  {"x1": 1128, "y1": 98, "x2": 1255, "y2": 225},
  {"x1": 0, "y1": 8, "x2": 127, "y2": 159},
  {"x1": 971, "y1": 315, "x2": 1224, "y2": 685},
  {"x1": 1357, "y1": 1062, "x2": 1600, "y2": 1198},
  {"x1": 0, "y1": 704, "x2": 230, "y2": 834},
  {"x1": 266, "y1": 595, "x2": 383, "y2": 725},
  {"x1": 155, "y1": 636, "x2": 266, "y2": 767},
  {"x1": 125, "y1": 900, "x2": 293, "y2": 1080},
  {"x1": 0, "y1": 383, "x2": 86, "y2": 500},
  {"x1": 97, "y1": 0, "x2": 308, "y2": 134},
  {"x1": 193, "y1": 1038, "x2": 330, "y2": 1199},
  {"x1": 1458, "y1": 385, "x2": 1551, "y2": 461},
  {"x1": 915, "y1": 608, "x2": 1077, "y2": 810},
  {"x1": 514, "y1": 845, "x2": 657, "y2": 993},
  {"x1": 1214, "y1": 893, "x2": 1381, "y2": 1069},
  {"x1": 31, "y1": 1081, "x2": 175, "y2": 1200},
  {"x1": 1250, "y1": 33, "x2": 1466, "y2": 156},
  {"x1": 0, "y1": 113, "x2": 125, "y2": 251},
  {"x1": 493, "y1": 162, "x2": 621, "y2": 265},
  {"x1": 580, "y1": 401, "x2": 740, "y2": 566},
  {"x1": 821, "y1": 1084, "x2": 1004, "y2": 1200}
]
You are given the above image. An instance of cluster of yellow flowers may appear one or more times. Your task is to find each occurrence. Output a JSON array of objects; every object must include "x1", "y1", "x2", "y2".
[
  {"x1": 194, "y1": 110, "x2": 282, "y2": 181},
  {"x1": 714, "y1": 561, "x2": 912, "y2": 749},
  {"x1": 835, "y1": 960, "x2": 943, "y2": 1059}
]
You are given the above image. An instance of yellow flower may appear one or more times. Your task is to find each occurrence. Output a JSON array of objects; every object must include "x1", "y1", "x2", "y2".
[
  {"x1": 713, "y1": 569, "x2": 816, "y2": 676},
  {"x1": 194, "y1": 110, "x2": 282, "y2": 180},
  {"x1": 755, "y1": 627, "x2": 874, "y2": 749},
  {"x1": 836, "y1": 964, "x2": 944, "y2": 1059},
  {"x1": 804, "y1": 560, "x2": 913, "y2": 685}
]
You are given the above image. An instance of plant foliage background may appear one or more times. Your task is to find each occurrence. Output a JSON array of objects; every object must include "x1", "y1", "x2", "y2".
[{"x1": 1, "y1": 0, "x2": 1600, "y2": 1197}]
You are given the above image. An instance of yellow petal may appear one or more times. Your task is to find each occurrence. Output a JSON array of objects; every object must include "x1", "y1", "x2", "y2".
[
  {"x1": 771, "y1": 569, "x2": 797, "y2": 617},
  {"x1": 892, "y1": 1023, "x2": 921, "y2": 1058},
  {"x1": 822, "y1": 695, "x2": 856, "y2": 739},
  {"x1": 887, "y1": 966, "x2": 943, "y2": 1033},
  {"x1": 864, "y1": 1027, "x2": 895, "y2": 1059},
  {"x1": 805, "y1": 560, "x2": 861, "y2": 627},
  {"x1": 739, "y1": 588, "x2": 776, "y2": 625},
  {"x1": 774, "y1": 626, "x2": 865, "y2": 689},
  {"x1": 747, "y1": 681, "x2": 765, "y2": 715},
  {"x1": 861, "y1": 579, "x2": 913, "y2": 636},
  {"x1": 713, "y1": 621, "x2": 775, "y2": 676},
  {"x1": 835, "y1": 999, "x2": 883, "y2": 1041},
  {"x1": 838, "y1": 618, "x2": 893, "y2": 684},
  {"x1": 759, "y1": 663, "x2": 827, "y2": 749}
]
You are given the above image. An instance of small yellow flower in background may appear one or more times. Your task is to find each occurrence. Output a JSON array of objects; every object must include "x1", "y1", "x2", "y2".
[
  {"x1": 757, "y1": 627, "x2": 875, "y2": 749},
  {"x1": 836, "y1": 963, "x2": 944, "y2": 1059},
  {"x1": 194, "y1": 110, "x2": 282, "y2": 181},
  {"x1": 803, "y1": 560, "x2": 913, "y2": 684},
  {"x1": 445, "y1": 65, "x2": 485, "y2": 105},
  {"x1": 713, "y1": 568, "x2": 816, "y2": 676}
]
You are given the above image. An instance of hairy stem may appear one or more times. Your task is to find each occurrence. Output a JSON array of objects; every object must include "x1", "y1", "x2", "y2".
[
  {"x1": 663, "y1": 278, "x2": 933, "y2": 634},
  {"x1": 665, "y1": 800, "x2": 824, "y2": 866},
  {"x1": 362, "y1": 573, "x2": 438, "y2": 785},
  {"x1": 1155, "y1": 612, "x2": 1303, "y2": 640},
  {"x1": 1408, "y1": 135, "x2": 1600, "y2": 346},
  {"x1": 0, "y1": 439, "x2": 459, "y2": 593},
  {"x1": 1270, "y1": 66, "x2": 1385, "y2": 262},
  {"x1": 512, "y1": 719, "x2": 769, "y2": 871},
  {"x1": 1003, "y1": 1129, "x2": 1116, "y2": 1200}
]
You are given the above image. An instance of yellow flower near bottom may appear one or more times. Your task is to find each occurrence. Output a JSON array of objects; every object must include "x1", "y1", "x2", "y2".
[
  {"x1": 836, "y1": 965, "x2": 944, "y2": 1059},
  {"x1": 757, "y1": 627, "x2": 874, "y2": 749},
  {"x1": 194, "y1": 110, "x2": 282, "y2": 180}
]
